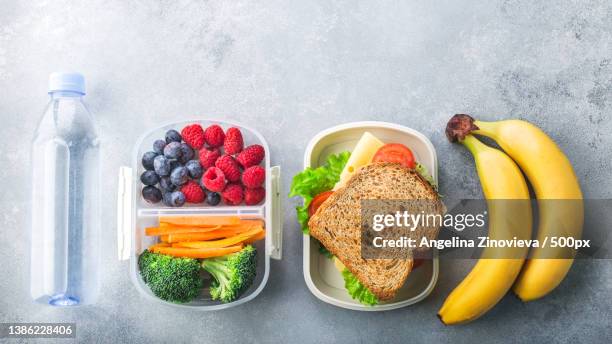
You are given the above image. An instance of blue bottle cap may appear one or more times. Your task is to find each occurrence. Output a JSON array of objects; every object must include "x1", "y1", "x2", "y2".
[{"x1": 48, "y1": 72, "x2": 86, "y2": 95}]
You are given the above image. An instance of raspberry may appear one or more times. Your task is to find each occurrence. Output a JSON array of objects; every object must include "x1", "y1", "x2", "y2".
[
  {"x1": 199, "y1": 147, "x2": 221, "y2": 169},
  {"x1": 180, "y1": 180, "x2": 205, "y2": 203},
  {"x1": 202, "y1": 167, "x2": 226, "y2": 192},
  {"x1": 242, "y1": 166, "x2": 265, "y2": 188},
  {"x1": 224, "y1": 127, "x2": 244, "y2": 155},
  {"x1": 181, "y1": 124, "x2": 205, "y2": 149},
  {"x1": 244, "y1": 187, "x2": 265, "y2": 205},
  {"x1": 204, "y1": 124, "x2": 225, "y2": 148},
  {"x1": 236, "y1": 144, "x2": 265, "y2": 168},
  {"x1": 222, "y1": 183, "x2": 244, "y2": 205},
  {"x1": 215, "y1": 155, "x2": 242, "y2": 182}
]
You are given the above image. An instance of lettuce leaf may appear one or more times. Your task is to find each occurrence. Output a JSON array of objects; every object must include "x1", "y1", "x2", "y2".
[
  {"x1": 342, "y1": 268, "x2": 378, "y2": 306},
  {"x1": 289, "y1": 151, "x2": 350, "y2": 234},
  {"x1": 318, "y1": 242, "x2": 334, "y2": 259},
  {"x1": 415, "y1": 163, "x2": 439, "y2": 194}
]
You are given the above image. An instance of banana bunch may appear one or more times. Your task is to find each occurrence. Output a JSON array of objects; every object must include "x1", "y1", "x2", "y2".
[{"x1": 439, "y1": 114, "x2": 583, "y2": 325}]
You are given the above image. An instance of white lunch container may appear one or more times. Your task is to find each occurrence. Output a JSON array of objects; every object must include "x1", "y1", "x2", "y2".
[
  {"x1": 117, "y1": 119, "x2": 282, "y2": 310},
  {"x1": 302, "y1": 121, "x2": 439, "y2": 311}
]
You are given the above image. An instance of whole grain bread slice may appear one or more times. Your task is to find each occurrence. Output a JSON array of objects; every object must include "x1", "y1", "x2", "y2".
[{"x1": 308, "y1": 162, "x2": 444, "y2": 301}]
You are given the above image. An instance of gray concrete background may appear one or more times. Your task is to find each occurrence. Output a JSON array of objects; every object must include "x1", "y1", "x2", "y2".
[{"x1": 1, "y1": 0, "x2": 611, "y2": 343}]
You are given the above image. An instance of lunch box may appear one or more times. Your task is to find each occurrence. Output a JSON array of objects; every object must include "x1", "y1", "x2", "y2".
[
  {"x1": 302, "y1": 121, "x2": 439, "y2": 311},
  {"x1": 117, "y1": 119, "x2": 283, "y2": 310}
]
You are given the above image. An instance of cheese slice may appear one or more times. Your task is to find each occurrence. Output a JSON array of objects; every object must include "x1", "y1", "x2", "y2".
[
  {"x1": 333, "y1": 257, "x2": 346, "y2": 271},
  {"x1": 332, "y1": 131, "x2": 384, "y2": 272},
  {"x1": 333, "y1": 131, "x2": 384, "y2": 190}
]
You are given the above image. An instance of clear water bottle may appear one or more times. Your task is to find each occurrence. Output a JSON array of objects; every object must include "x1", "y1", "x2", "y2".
[{"x1": 30, "y1": 73, "x2": 100, "y2": 306}]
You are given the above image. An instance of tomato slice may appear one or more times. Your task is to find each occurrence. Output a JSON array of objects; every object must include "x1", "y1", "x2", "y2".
[
  {"x1": 308, "y1": 191, "x2": 334, "y2": 217},
  {"x1": 372, "y1": 143, "x2": 416, "y2": 169}
]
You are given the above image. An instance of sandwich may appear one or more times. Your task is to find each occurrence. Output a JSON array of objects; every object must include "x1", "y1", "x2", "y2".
[
  {"x1": 308, "y1": 162, "x2": 443, "y2": 301},
  {"x1": 290, "y1": 131, "x2": 443, "y2": 305}
]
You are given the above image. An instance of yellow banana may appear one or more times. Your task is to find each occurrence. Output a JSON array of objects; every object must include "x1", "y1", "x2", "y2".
[
  {"x1": 438, "y1": 135, "x2": 532, "y2": 325},
  {"x1": 447, "y1": 114, "x2": 583, "y2": 301}
]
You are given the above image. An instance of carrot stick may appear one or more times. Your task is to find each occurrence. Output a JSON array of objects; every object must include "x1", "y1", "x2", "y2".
[
  {"x1": 243, "y1": 230, "x2": 266, "y2": 244},
  {"x1": 150, "y1": 245, "x2": 243, "y2": 258},
  {"x1": 159, "y1": 222, "x2": 220, "y2": 229},
  {"x1": 145, "y1": 225, "x2": 221, "y2": 236},
  {"x1": 154, "y1": 219, "x2": 264, "y2": 233},
  {"x1": 163, "y1": 226, "x2": 262, "y2": 243},
  {"x1": 173, "y1": 228, "x2": 264, "y2": 248},
  {"x1": 159, "y1": 216, "x2": 241, "y2": 227},
  {"x1": 223, "y1": 219, "x2": 265, "y2": 228},
  {"x1": 149, "y1": 242, "x2": 170, "y2": 249},
  {"x1": 215, "y1": 223, "x2": 265, "y2": 233}
]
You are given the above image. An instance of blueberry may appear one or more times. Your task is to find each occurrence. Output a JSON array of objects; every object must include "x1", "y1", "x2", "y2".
[
  {"x1": 206, "y1": 192, "x2": 221, "y2": 206},
  {"x1": 142, "y1": 186, "x2": 162, "y2": 203},
  {"x1": 162, "y1": 192, "x2": 173, "y2": 206},
  {"x1": 164, "y1": 142, "x2": 183, "y2": 159},
  {"x1": 179, "y1": 143, "x2": 194, "y2": 164},
  {"x1": 159, "y1": 176, "x2": 176, "y2": 192},
  {"x1": 165, "y1": 129, "x2": 182, "y2": 143},
  {"x1": 185, "y1": 160, "x2": 203, "y2": 179},
  {"x1": 168, "y1": 159, "x2": 179, "y2": 171},
  {"x1": 153, "y1": 139, "x2": 166, "y2": 154},
  {"x1": 153, "y1": 155, "x2": 172, "y2": 176},
  {"x1": 170, "y1": 166, "x2": 189, "y2": 186},
  {"x1": 170, "y1": 191, "x2": 186, "y2": 207},
  {"x1": 140, "y1": 170, "x2": 159, "y2": 186},
  {"x1": 141, "y1": 151, "x2": 158, "y2": 170}
]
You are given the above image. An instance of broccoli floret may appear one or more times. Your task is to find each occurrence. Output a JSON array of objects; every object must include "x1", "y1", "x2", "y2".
[
  {"x1": 201, "y1": 245, "x2": 257, "y2": 303},
  {"x1": 138, "y1": 250, "x2": 203, "y2": 303}
]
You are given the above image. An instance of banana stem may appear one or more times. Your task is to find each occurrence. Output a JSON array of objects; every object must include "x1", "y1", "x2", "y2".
[
  {"x1": 472, "y1": 120, "x2": 497, "y2": 138},
  {"x1": 445, "y1": 114, "x2": 501, "y2": 143},
  {"x1": 460, "y1": 135, "x2": 487, "y2": 156},
  {"x1": 446, "y1": 114, "x2": 479, "y2": 142}
]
